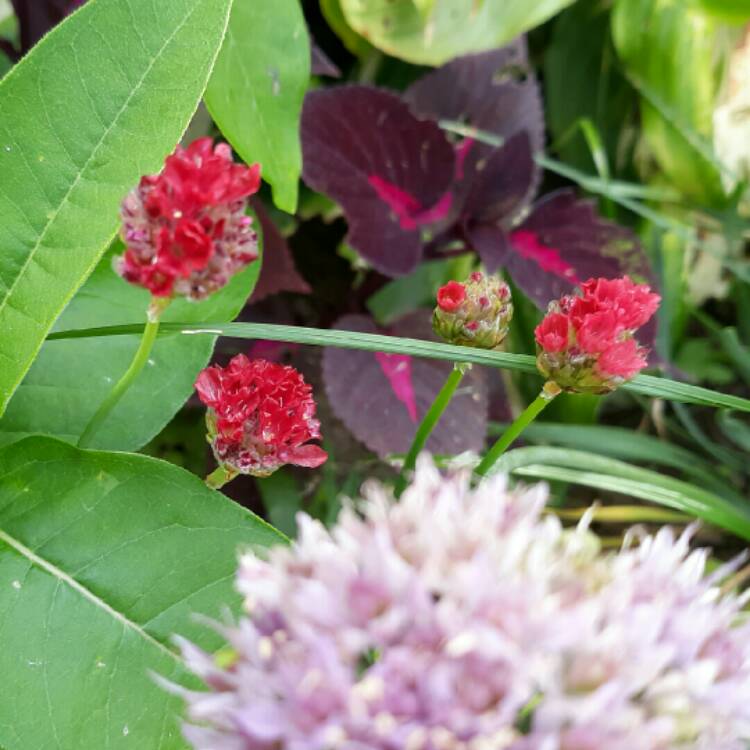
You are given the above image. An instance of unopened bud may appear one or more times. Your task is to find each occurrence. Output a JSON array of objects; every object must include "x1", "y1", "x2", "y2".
[{"x1": 432, "y1": 272, "x2": 513, "y2": 350}]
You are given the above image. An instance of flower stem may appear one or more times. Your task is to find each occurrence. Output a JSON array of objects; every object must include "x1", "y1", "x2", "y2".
[
  {"x1": 474, "y1": 381, "x2": 561, "y2": 479},
  {"x1": 205, "y1": 465, "x2": 238, "y2": 490},
  {"x1": 394, "y1": 363, "x2": 468, "y2": 498},
  {"x1": 77, "y1": 298, "x2": 168, "y2": 448}
]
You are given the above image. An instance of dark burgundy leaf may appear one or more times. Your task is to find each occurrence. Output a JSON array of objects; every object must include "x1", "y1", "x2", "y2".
[
  {"x1": 404, "y1": 38, "x2": 544, "y2": 150},
  {"x1": 301, "y1": 86, "x2": 455, "y2": 276},
  {"x1": 311, "y1": 42, "x2": 341, "y2": 78},
  {"x1": 506, "y1": 189, "x2": 657, "y2": 310},
  {"x1": 405, "y1": 41, "x2": 543, "y2": 227},
  {"x1": 465, "y1": 224, "x2": 511, "y2": 274},
  {"x1": 251, "y1": 199, "x2": 310, "y2": 302},
  {"x1": 462, "y1": 131, "x2": 535, "y2": 227},
  {"x1": 322, "y1": 312, "x2": 488, "y2": 458},
  {"x1": 10, "y1": 0, "x2": 84, "y2": 57}
]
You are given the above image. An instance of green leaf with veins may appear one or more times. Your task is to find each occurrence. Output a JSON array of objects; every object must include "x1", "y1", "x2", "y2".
[
  {"x1": 0, "y1": 0, "x2": 233, "y2": 414},
  {"x1": 0, "y1": 436, "x2": 285, "y2": 750}
]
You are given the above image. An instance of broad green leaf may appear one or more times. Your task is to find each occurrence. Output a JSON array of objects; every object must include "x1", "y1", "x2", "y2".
[
  {"x1": 339, "y1": 0, "x2": 576, "y2": 66},
  {"x1": 320, "y1": 0, "x2": 374, "y2": 58},
  {"x1": 611, "y1": 0, "x2": 728, "y2": 205},
  {"x1": 0, "y1": 436, "x2": 285, "y2": 750},
  {"x1": 49, "y1": 321, "x2": 750, "y2": 413},
  {"x1": 257, "y1": 469, "x2": 303, "y2": 538},
  {"x1": 0, "y1": 235, "x2": 261, "y2": 451},
  {"x1": 205, "y1": 0, "x2": 310, "y2": 213},
  {"x1": 366, "y1": 255, "x2": 472, "y2": 325},
  {"x1": 689, "y1": 0, "x2": 750, "y2": 22},
  {"x1": 492, "y1": 446, "x2": 750, "y2": 540},
  {"x1": 0, "y1": 0, "x2": 233, "y2": 415}
]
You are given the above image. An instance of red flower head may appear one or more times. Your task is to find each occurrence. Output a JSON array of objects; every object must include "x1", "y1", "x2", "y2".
[
  {"x1": 195, "y1": 356, "x2": 327, "y2": 478},
  {"x1": 535, "y1": 276, "x2": 660, "y2": 393},
  {"x1": 433, "y1": 272, "x2": 513, "y2": 350},
  {"x1": 116, "y1": 138, "x2": 261, "y2": 300}
]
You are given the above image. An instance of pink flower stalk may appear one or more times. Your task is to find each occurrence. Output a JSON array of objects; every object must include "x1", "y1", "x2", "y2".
[
  {"x1": 535, "y1": 276, "x2": 660, "y2": 393},
  {"x1": 433, "y1": 272, "x2": 513, "y2": 350},
  {"x1": 195, "y1": 356, "x2": 327, "y2": 478},
  {"x1": 116, "y1": 137, "x2": 261, "y2": 300},
  {"x1": 173, "y1": 458, "x2": 750, "y2": 749}
]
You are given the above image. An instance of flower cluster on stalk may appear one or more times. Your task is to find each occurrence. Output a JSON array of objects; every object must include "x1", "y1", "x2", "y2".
[
  {"x1": 535, "y1": 276, "x2": 660, "y2": 393},
  {"x1": 116, "y1": 137, "x2": 261, "y2": 300},
  {"x1": 174, "y1": 458, "x2": 750, "y2": 750},
  {"x1": 195, "y1": 355, "x2": 327, "y2": 478}
]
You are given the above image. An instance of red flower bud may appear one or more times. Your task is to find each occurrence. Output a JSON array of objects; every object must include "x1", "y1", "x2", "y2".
[
  {"x1": 535, "y1": 276, "x2": 660, "y2": 393},
  {"x1": 195, "y1": 356, "x2": 327, "y2": 478},
  {"x1": 116, "y1": 137, "x2": 261, "y2": 300},
  {"x1": 433, "y1": 272, "x2": 513, "y2": 350},
  {"x1": 437, "y1": 281, "x2": 467, "y2": 312}
]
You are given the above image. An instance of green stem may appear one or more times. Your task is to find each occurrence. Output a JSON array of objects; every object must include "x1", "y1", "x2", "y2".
[
  {"x1": 474, "y1": 383, "x2": 560, "y2": 479},
  {"x1": 395, "y1": 363, "x2": 467, "y2": 497},
  {"x1": 205, "y1": 465, "x2": 238, "y2": 490},
  {"x1": 77, "y1": 299, "x2": 167, "y2": 448}
]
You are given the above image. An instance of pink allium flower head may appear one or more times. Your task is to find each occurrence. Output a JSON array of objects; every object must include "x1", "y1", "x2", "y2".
[
  {"x1": 433, "y1": 272, "x2": 513, "y2": 350},
  {"x1": 115, "y1": 137, "x2": 261, "y2": 300},
  {"x1": 195, "y1": 356, "x2": 327, "y2": 478},
  {"x1": 535, "y1": 276, "x2": 660, "y2": 393},
  {"x1": 172, "y1": 458, "x2": 750, "y2": 750}
]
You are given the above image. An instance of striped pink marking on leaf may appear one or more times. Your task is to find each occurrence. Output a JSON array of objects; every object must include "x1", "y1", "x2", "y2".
[
  {"x1": 368, "y1": 175, "x2": 452, "y2": 230},
  {"x1": 375, "y1": 351, "x2": 418, "y2": 423},
  {"x1": 511, "y1": 229, "x2": 581, "y2": 283}
]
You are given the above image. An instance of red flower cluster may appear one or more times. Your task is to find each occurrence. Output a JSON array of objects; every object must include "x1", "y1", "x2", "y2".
[
  {"x1": 195, "y1": 355, "x2": 327, "y2": 478},
  {"x1": 535, "y1": 276, "x2": 660, "y2": 393},
  {"x1": 116, "y1": 138, "x2": 261, "y2": 300}
]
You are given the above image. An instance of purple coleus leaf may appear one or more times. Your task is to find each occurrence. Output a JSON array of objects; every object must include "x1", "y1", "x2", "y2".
[
  {"x1": 301, "y1": 37, "x2": 658, "y2": 320},
  {"x1": 405, "y1": 38, "x2": 544, "y2": 228},
  {"x1": 250, "y1": 199, "x2": 310, "y2": 303},
  {"x1": 311, "y1": 42, "x2": 341, "y2": 78},
  {"x1": 7, "y1": 0, "x2": 84, "y2": 59},
  {"x1": 323, "y1": 312, "x2": 488, "y2": 458},
  {"x1": 301, "y1": 86, "x2": 456, "y2": 275}
]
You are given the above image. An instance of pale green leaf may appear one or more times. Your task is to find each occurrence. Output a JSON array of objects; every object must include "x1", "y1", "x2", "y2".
[
  {"x1": 0, "y1": 0, "x2": 233, "y2": 414},
  {"x1": 0, "y1": 232, "x2": 261, "y2": 450},
  {"x1": 0, "y1": 436, "x2": 285, "y2": 750},
  {"x1": 339, "y1": 0, "x2": 575, "y2": 66},
  {"x1": 611, "y1": 0, "x2": 728, "y2": 204},
  {"x1": 205, "y1": 0, "x2": 310, "y2": 212}
]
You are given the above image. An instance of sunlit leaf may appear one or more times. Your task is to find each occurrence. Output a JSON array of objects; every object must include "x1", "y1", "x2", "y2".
[{"x1": 0, "y1": 0, "x2": 233, "y2": 414}]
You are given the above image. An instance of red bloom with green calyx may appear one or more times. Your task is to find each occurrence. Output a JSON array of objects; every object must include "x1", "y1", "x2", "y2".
[
  {"x1": 195, "y1": 356, "x2": 327, "y2": 478},
  {"x1": 116, "y1": 138, "x2": 261, "y2": 300},
  {"x1": 433, "y1": 272, "x2": 513, "y2": 350},
  {"x1": 535, "y1": 276, "x2": 660, "y2": 393}
]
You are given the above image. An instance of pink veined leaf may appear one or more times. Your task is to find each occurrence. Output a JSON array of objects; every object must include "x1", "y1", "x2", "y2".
[
  {"x1": 368, "y1": 176, "x2": 453, "y2": 230},
  {"x1": 301, "y1": 86, "x2": 455, "y2": 276},
  {"x1": 322, "y1": 313, "x2": 488, "y2": 458},
  {"x1": 510, "y1": 229, "x2": 581, "y2": 284},
  {"x1": 505, "y1": 189, "x2": 656, "y2": 311},
  {"x1": 375, "y1": 352, "x2": 418, "y2": 423}
]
